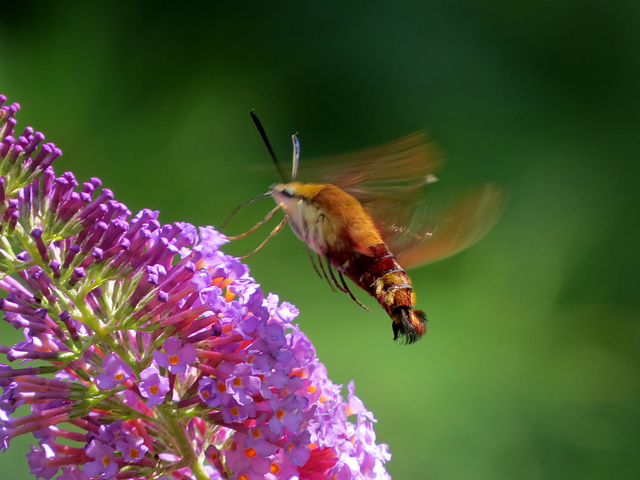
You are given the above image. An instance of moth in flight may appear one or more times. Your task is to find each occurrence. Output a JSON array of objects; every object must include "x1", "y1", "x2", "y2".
[{"x1": 222, "y1": 114, "x2": 503, "y2": 343}]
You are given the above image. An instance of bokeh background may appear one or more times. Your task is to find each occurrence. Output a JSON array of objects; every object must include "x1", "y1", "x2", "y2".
[{"x1": 1, "y1": 1, "x2": 639, "y2": 478}]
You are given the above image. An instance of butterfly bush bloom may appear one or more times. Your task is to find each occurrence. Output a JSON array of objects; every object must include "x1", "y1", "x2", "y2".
[{"x1": 0, "y1": 95, "x2": 391, "y2": 479}]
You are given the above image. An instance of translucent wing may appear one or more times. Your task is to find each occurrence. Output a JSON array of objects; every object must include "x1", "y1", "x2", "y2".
[
  {"x1": 297, "y1": 131, "x2": 443, "y2": 197},
  {"x1": 298, "y1": 131, "x2": 504, "y2": 268},
  {"x1": 370, "y1": 184, "x2": 504, "y2": 268}
]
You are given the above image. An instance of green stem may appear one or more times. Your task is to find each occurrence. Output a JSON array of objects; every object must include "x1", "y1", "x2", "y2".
[{"x1": 157, "y1": 403, "x2": 209, "y2": 480}]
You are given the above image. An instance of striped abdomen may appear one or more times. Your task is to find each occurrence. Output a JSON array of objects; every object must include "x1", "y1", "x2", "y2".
[
  {"x1": 340, "y1": 242, "x2": 427, "y2": 344},
  {"x1": 270, "y1": 182, "x2": 427, "y2": 343}
]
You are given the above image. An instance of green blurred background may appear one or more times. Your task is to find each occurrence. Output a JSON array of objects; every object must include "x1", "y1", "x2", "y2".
[{"x1": 1, "y1": 1, "x2": 639, "y2": 478}]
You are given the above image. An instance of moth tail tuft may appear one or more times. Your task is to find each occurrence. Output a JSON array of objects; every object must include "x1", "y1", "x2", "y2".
[{"x1": 392, "y1": 307, "x2": 427, "y2": 345}]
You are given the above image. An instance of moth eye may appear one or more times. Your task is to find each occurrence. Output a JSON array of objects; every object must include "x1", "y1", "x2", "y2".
[{"x1": 281, "y1": 185, "x2": 296, "y2": 197}]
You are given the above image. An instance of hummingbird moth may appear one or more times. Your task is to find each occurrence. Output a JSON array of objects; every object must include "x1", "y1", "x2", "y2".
[{"x1": 222, "y1": 114, "x2": 503, "y2": 343}]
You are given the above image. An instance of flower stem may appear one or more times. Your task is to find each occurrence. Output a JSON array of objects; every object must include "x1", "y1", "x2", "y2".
[{"x1": 157, "y1": 402, "x2": 209, "y2": 480}]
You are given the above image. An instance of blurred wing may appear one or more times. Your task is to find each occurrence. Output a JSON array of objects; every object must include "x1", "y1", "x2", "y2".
[
  {"x1": 374, "y1": 184, "x2": 504, "y2": 269},
  {"x1": 297, "y1": 131, "x2": 443, "y2": 200},
  {"x1": 298, "y1": 131, "x2": 504, "y2": 268}
]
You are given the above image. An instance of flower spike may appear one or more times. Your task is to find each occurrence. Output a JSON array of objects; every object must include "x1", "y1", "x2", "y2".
[{"x1": 0, "y1": 95, "x2": 391, "y2": 480}]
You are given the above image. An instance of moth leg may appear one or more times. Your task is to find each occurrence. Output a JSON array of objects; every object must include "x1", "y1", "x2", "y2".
[
  {"x1": 325, "y1": 259, "x2": 369, "y2": 310},
  {"x1": 315, "y1": 254, "x2": 338, "y2": 292},
  {"x1": 337, "y1": 270, "x2": 370, "y2": 311},
  {"x1": 240, "y1": 217, "x2": 287, "y2": 259},
  {"x1": 306, "y1": 247, "x2": 324, "y2": 280},
  {"x1": 226, "y1": 205, "x2": 280, "y2": 240},
  {"x1": 325, "y1": 258, "x2": 349, "y2": 294}
]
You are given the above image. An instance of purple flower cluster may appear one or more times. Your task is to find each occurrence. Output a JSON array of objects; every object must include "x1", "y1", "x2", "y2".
[{"x1": 0, "y1": 96, "x2": 391, "y2": 479}]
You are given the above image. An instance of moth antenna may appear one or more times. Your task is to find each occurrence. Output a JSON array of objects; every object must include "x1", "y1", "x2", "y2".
[
  {"x1": 219, "y1": 192, "x2": 271, "y2": 232},
  {"x1": 225, "y1": 204, "x2": 280, "y2": 240},
  {"x1": 240, "y1": 217, "x2": 287, "y2": 259},
  {"x1": 250, "y1": 111, "x2": 288, "y2": 182},
  {"x1": 291, "y1": 134, "x2": 300, "y2": 181}
]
